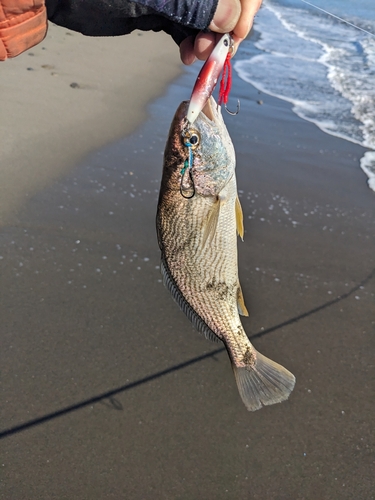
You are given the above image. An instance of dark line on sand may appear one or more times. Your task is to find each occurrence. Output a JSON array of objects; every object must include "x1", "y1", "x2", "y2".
[
  {"x1": 250, "y1": 267, "x2": 375, "y2": 340},
  {"x1": 0, "y1": 349, "x2": 225, "y2": 440},
  {"x1": 1, "y1": 267, "x2": 373, "y2": 440}
]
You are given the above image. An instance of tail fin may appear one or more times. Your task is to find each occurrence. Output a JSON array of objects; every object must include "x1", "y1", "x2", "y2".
[{"x1": 232, "y1": 350, "x2": 295, "y2": 411}]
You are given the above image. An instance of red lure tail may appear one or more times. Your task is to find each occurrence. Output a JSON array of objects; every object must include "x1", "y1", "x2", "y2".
[{"x1": 218, "y1": 52, "x2": 233, "y2": 106}]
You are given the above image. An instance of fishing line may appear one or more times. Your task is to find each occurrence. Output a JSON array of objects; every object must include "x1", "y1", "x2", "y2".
[
  {"x1": 180, "y1": 140, "x2": 195, "y2": 199},
  {"x1": 299, "y1": 0, "x2": 375, "y2": 38}
]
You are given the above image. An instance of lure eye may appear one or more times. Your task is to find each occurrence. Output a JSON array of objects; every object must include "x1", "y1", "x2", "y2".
[{"x1": 183, "y1": 129, "x2": 200, "y2": 149}]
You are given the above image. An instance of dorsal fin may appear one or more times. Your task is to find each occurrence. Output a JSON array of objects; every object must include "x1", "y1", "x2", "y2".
[{"x1": 160, "y1": 258, "x2": 221, "y2": 343}]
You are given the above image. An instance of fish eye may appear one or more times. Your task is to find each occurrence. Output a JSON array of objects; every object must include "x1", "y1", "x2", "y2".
[
  {"x1": 189, "y1": 134, "x2": 199, "y2": 145},
  {"x1": 183, "y1": 129, "x2": 200, "y2": 149}
]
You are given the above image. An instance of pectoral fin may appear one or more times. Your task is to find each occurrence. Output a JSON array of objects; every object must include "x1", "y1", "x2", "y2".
[
  {"x1": 202, "y1": 197, "x2": 221, "y2": 247},
  {"x1": 235, "y1": 195, "x2": 244, "y2": 240},
  {"x1": 237, "y1": 285, "x2": 249, "y2": 316}
]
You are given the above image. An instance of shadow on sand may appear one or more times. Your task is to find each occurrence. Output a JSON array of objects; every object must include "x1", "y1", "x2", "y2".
[{"x1": 1, "y1": 266, "x2": 373, "y2": 440}]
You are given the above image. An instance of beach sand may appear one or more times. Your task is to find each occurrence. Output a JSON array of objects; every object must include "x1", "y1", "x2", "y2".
[
  {"x1": 1, "y1": 24, "x2": 374, "y2": 500},
  {"x1": 0, "y1": 24, "x2": 181, "y2": 225}
]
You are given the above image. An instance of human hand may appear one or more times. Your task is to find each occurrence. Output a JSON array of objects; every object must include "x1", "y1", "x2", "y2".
[{"x1": 180, "y1": 0, "x2": 262, "y2": 65}]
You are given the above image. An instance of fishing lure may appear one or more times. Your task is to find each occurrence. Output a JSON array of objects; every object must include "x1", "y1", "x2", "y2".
[
  {"x1": 186, "y1": 33, "x2": 236, "y2": 126},
  {"x1": 181, "y1": 34, "x2": 238, "y2": 198}
]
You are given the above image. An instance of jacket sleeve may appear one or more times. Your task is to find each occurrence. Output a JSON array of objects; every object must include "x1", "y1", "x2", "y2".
[
  {"x1": 0, "y1": 0, "x2": 47, "y2": 60},
  {"x1": 46, "y1": 0, "x2": 218, "y2": 45}
]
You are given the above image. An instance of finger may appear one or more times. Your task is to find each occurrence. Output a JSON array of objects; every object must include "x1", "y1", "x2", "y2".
[
  {"x1": 180, "y1": 36, "x2": 197, "y2": 65},
  {"x1": 193, "y1": 32, "x2": 221, "y2": 61},
  {"x1": 209, "y1": 0, "x2": 241, "y2": 33},
  {"x1": 233, "y1": 0, "x2": 262, "y2": 40}
]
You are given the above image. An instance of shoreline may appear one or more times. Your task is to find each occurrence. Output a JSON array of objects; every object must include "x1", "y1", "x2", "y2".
[
  {"x1": 0, "y1": 23, "x2": 182, "y2": 225},
  {"x1": 234, "y1": 71, "x2": 375, "y2": 194},
  {"x1": 238, "y1": 1, "x2": 375, "y2": 195}
]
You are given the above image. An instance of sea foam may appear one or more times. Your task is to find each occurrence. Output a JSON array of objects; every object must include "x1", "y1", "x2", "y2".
[{"x1": 235, "y1": 0, "x2": 375, "y2": 192}]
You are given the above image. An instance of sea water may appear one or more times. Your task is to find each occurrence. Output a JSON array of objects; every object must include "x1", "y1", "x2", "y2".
[{"x1": 234, "y1": 0, "x2": 375, "y2": 191}]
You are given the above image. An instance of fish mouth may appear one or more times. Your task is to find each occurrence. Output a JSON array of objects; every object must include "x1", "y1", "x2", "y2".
[
  {"x1": 175, "y1": 97, "x2": 219, "y2": 132},
  {"x1": 202, "y1": 97, "x2": 216, "y2": 122},
  {"x1": 199, "y1": 96, "x2": 221, "y2": 126}
]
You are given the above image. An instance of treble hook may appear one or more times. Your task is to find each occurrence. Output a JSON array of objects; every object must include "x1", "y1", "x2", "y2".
[{"x1": 224, "y1": 99, "x2": 240, "y2": 116}]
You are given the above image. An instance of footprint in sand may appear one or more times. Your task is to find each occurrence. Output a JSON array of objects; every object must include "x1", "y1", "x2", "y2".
[{"x1": 69, "y1": 82, "x2": 93, "y2": 89}]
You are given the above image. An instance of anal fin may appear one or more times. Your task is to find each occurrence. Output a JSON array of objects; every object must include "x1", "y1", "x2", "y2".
[
  {"x1": 235, "y1": 195, "x2": 244, "y2": 240},
  {"x1": 237, "y1": 285, "x2": 249, "y2": 316}
]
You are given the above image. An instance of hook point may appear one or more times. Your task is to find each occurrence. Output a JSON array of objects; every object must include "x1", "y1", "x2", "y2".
[{"x1": 225, "y1": 99, "x2": 240, "y2": 116}]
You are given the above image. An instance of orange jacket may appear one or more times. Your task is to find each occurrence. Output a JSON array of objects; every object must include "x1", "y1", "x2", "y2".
[{"x1": 0, "y1": 0, "x2": 47, "y2": 60}]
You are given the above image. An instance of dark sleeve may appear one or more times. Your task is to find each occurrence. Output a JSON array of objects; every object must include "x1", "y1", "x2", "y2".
[{"x1": 46, "y1": 0, "x2": 219, "y2": 45}]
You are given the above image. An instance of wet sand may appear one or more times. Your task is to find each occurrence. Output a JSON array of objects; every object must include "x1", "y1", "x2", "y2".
[{"x1": 1, "y1": 27, "x2": 375, "y2": 500}]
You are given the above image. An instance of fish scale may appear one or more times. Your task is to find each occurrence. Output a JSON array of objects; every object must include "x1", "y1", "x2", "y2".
[
  {"x1": 164, "y1": 186, "x2": 239, "y2": 339},
  {"x1": 157, "y1": 97, "x2": 295, "y2": 411}
]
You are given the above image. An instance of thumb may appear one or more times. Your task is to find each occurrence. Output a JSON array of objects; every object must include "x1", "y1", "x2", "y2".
[{"x1": 209, "y1": 0, "x2": 241, "y2": 33}]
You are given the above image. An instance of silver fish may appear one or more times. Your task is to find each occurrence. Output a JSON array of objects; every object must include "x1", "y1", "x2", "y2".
[{"x1": 156, "y1": 97, "x2": 295, "y2": 411}]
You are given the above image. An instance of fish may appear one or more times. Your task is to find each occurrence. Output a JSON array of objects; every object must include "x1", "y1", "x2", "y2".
[{"x1": 156, "y1": 96, "x2": 295, "y2": 411}]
